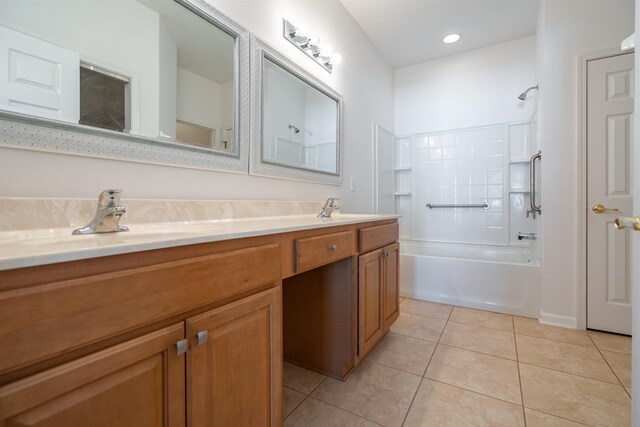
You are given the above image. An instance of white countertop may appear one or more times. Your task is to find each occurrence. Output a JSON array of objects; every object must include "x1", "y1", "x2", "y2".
[{"x1": 0, "y1": 213, "x2": 398, "y2": 271}]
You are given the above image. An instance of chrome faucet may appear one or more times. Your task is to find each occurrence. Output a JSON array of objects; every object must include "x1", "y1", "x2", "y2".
[
  {"x1": 517, "y1": 232, "x2": 537, "y2": 241},
  {"x1": 72, "y1": 189, "x2": 129, "y2": 235},
  {"x1": 318, "y1": 198, "x2": 340, "y2": 218}
]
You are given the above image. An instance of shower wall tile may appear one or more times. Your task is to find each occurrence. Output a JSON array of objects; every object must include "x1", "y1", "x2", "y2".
[
  {"x1": 509, "y1": 123, "x2": 531, "y2": 161},
  {"x1": 412, "y1": 124, "x2": 508, "y2": 244}
]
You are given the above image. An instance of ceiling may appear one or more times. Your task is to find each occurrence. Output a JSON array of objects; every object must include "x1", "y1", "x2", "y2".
[{"x1": 339, "y1": 0, "x2": 540, "y2": 68}]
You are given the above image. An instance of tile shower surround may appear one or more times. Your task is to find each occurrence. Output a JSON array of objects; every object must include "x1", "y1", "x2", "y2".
[{"x1": 412, "y1": 125, "x2": 508, "y2": 244}]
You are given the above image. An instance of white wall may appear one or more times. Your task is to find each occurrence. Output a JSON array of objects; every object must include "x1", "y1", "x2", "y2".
[
  {"x1": 0, "y1": 0, "x2": 394, "y2": 212},
  {"x1": 177, "y1": 68, "x2": 222, "y2": 129},
  {"x1": 536, "y1": 0, "x2": 634, "y2": 327},
  {"x1": 395, "y1": 36, "x2": 537, "y2": 135}
]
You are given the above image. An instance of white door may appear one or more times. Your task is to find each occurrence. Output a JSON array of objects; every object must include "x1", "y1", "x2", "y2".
[
  {"x1": 587, "y1": 53, "x2": 634, "y2": 335},
  {"x1": 375, "y1": 124, "x2": 395, "y2": 215},
  {"x1": 0, "y1": 25, "x2": 79, "y2": 123}
]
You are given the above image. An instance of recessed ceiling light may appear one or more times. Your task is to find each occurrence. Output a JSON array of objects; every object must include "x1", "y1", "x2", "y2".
[{"x1": 442, "y1": 33, "x2": 462, "y2": 44}]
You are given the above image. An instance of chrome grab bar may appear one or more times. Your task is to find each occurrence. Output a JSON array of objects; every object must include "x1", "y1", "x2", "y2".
[
  {"x1": 426, "y1": 202, "x2": 489, "y2": 209},
  {"x1": 528, "y1": 151, "x2": 542, "y2": 217}
]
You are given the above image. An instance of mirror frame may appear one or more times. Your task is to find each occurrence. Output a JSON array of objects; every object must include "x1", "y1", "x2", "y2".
[
  {"x1": 250, "y1": 36, "x2": 343, "y2": 185},
  {"x1": 0, "y1": 0, "x2": 250, "y2": 174}
]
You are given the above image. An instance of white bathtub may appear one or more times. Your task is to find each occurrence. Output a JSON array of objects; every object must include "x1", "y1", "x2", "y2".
[{"x1": 399, "y1": 240, "x2": 541, "y2": 318}]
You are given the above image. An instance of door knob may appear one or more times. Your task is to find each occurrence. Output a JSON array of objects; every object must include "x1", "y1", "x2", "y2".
[
  {"x1": 614, "y1": 216, "x2": 640, "y2": 231},
  {"x1": 592, "y1": 203, "x2": 619, "y2": 214}
]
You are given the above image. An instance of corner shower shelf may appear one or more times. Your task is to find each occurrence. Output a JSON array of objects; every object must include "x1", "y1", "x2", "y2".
[
  {"x1": 395, "y1": 192, "x2": 412, "y2": 196},
  {"x1": 509, "y1": 160, "x2": 530, "y2": 164},
  {"x1": 394, "y1": 167, "x2": 412, "y2": 172}
]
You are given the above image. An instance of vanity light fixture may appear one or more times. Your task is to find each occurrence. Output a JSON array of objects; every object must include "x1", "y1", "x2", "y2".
[
  {"x1": 283, "y1": 19, "x2": 341, "y2": 73},
  {"x1": 442, "y1": 33, "x2": 462, "y2": 44}
]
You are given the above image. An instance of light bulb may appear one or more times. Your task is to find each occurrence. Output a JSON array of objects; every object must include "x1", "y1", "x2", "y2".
[
  {"x1": 308, "y1": 35, "x2": 320, "y2": 45},
  {"x1": 442, "y1": 33, "x2": 461, "y2": 44},
  {"x1": 319, "y1": 44, "x2": 333, "y2": 56},
  {"x1": 330, "y1": 53, "x2": 343, "y2": 65}
]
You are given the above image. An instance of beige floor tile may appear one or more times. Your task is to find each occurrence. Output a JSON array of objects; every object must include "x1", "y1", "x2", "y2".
[
  {"x1": 284, "y1": 361, "x2": 327, "y2": 394},
  {"x1": 449, "y1": 307, "x2": 513, "y2": 332},
  {"x1": 403, "y1": 379, "x2": 525, "y2": 427},
  {"x1": 513, "y1": 317, "x2": 593, "y2": 347},
  {"x1": 284, "y1": 397, "x2": 379, "y2": 427},
  {"x1": 515, "y1": 335, "x2": 618, "y2": 383},
  {"x1": 366, "y1": 332, "x2": 436, "y2": 376},
  {"x1": 588, "y1": 330, "x2": 631, "y2": 354},
  {"x1": 601, "y1": 349, "x2": 632, "y2": 387},
  {"x1": 438, "y1": 321, "x2": 516, "y2": 360},
  {"x1": 311, "y1": 360, "x2": 421, "y2": 427},
  {"x1": 425, "y1": 344, "x2": 521, "y2": 404},
  {"x1": 390, "y1": 312, "x2": 446, "y2": 342},
  {"x1": 524, "y1": 408, "x2": 587, "y2": 426},
  {"x1": 520, "y1": 363, "x2": 630, "y2": 426},
  {"x1": 399, "y1": 296, "x2": 406, "y2": 303},
  {"x1": 283, "y1": 387, "x2": 306, "y2": 419},
  {"x1": 626, "y1": 387, "x2": 631, "y2": 396},
  {"x1": 400, "y1": 298, "x2": 452, "y2": 320}
]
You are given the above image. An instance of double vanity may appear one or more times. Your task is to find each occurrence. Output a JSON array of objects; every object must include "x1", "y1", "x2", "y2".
[{"x1": 0, "y1": 198, "x2": 399, "y2": 425}]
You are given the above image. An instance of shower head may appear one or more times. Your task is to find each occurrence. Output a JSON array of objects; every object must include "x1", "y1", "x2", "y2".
[{"x1": 518, "y1": 85, "x2": 538, "y2": 101}]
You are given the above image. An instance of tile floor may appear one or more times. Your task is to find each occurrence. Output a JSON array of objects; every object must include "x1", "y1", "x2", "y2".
[{"x1": 283, "y1": 298, "x2": 632, "y2": 427}]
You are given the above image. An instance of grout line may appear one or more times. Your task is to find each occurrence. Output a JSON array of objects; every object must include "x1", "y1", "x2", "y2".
[
  {"x1": 366, "y1": 357, "x2": 430, "y2": 378},
  {"x1": 514, "y1": 316, "x2": 527, "y2": 427},
  {"x1": 585, "y1": 331, "x2": 630, "y2": 391},
  {"x1": 446, "y1": 318, "x2": 515, "y2": 334},
  {"x1": 432, "y1": 341, "x2": 517, "y2": 363},
  {"x1": 423, "y1": 377, "x2": 525, "y2": 408},
  {"x1": 514, "y1": 331, "x2": 596, "y2": 349},
  {"x1": 308, "y1": 396, "x2": 385, "y2": 426},
  {"x1": 522, "y1": 407, "x2": 592, "y2": 426},
  {"x1": 400, "y1": 305, "x2": 454, "y2": 426},
  {"x1": 518, "y1": 361, "x2": 630, "y2": 391},
  {"x1": 283, "y1": 392, "x2": 308, "y2": 423}
]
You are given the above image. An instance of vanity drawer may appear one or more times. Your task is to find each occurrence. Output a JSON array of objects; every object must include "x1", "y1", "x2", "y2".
[
  {"x1": 359, "y1": 222, "x2": 399, "y2": 253},
  {"x1": 295, "y1": 231, "x2": 354, "y2": 273}
]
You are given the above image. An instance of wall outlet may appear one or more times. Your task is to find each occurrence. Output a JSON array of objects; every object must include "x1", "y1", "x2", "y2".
[{"x1": 350, "y1": 177, "x2": 356, "y2": 192}]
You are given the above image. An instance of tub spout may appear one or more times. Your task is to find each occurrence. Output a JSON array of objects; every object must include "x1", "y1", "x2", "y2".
[{"x1": 517, "y1": 232, "x2": 537, "y2": 241}]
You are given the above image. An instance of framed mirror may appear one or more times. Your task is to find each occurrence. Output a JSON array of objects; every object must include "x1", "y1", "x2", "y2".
[
  {"x1": 250, "y1": 37, "x2": 342, "y2": 184},
  {"x1": 0, "y1": 0, "x2": 249, "y2": 173}
]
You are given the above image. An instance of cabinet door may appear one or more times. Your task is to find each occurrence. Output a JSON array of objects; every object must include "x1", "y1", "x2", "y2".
[
  {"x1": 0, "y1": 324, "x2": 186, "y2": 427},
  {"x1": 187, "y1": 286, "x2": 282, "y2": 427},
  {"x1": 358, "y1": 249, "x2": 384, "y2": 358},
  {"x1": 382, "y1": 242, "x2": 400, "y2": 332}
]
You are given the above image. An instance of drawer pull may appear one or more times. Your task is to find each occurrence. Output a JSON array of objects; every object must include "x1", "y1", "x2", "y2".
[
  {"x1": 196, "y1": 330, "x2": 208, "y2": 345},
  {"x1": 176, "y1": 339, "x2": 188, "y2": 356},
  {"x1": 329, "y1": 244, "x2": 337, "y2": 252}
]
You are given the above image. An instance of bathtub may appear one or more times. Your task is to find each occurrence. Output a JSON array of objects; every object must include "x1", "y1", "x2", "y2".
[{"x1": 399, "y1": 240, "x2": 541, "y2": 318}]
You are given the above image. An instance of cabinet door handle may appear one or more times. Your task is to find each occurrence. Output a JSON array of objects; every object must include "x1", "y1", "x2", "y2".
[
  {"x1": 176, "y1": 339, "x2": 188, "y2": 356},
  {"x1": 382, "y1": 251, "x2": 389, "y2": 259},
  {"x1": 329, "y1": 244, "x2": 337, "y2": 252},
  {"x1": 196, "y1": 330, "x2": 208, "y2": 345}
]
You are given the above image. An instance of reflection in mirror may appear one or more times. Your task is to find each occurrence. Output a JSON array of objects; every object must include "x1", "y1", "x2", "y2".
[
  {"x1": 262, "y1": 57, "x2": 339, "y2": 174},
  {"x1": 0, "y1": 0, "x2": 237, "y2": 154}
]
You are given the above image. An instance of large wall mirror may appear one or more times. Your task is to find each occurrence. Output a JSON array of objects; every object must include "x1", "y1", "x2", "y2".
[
  {"x1": 0, "y1": 0, "x2": 249, "y2": 172},
  {"x1": 250, "y1": 37, "x2": 342, "y2": 184}
]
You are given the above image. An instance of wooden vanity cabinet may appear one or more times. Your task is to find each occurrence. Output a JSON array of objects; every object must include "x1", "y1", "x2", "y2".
[
  {"x1": 357, "y1": 222, "x2": 400, "y2": 360},
  {"x1": 186, "y1": 287, "x2": 282, "y2": 426},
  {"x1": 0, "y1": 323, "x2": 186, "y2": 427},
  {"x1": 0, "y1": 237, "x2": 283, "y2": 427}
]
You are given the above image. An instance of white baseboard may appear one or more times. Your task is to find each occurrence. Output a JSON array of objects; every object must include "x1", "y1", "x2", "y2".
[{"x1": 538, "y1": 310, "x2": 579, "y2": 329}]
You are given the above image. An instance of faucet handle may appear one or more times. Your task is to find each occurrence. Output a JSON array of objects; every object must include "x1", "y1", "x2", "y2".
[{"x1": 97, "y1": 189, "x2": 123, "y2": 208}]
